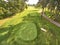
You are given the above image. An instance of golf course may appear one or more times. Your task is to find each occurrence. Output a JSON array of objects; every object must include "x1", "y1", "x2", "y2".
[{"x1": 0, "y1": 6, "x2": 60, "y2": 45}]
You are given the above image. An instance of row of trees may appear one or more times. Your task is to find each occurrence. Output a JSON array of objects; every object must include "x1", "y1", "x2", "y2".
[
  {"x1": 36, "y1": 0, "x2": 60, "y2": 22},
  {"x1": 0, "y1": 0, "x2": 27, "y2": 19}
]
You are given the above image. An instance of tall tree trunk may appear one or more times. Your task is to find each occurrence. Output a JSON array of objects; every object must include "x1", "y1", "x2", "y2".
[
  {"x1": 42, "y1": 8, "x2": 44, "y2": 15},
  {"x1": 41, "y1": 8, "x2": 44, "y2": 19}
]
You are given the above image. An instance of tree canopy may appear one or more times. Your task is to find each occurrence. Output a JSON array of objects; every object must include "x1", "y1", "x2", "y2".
[
  {"x1": 0, "y1": 0, "x2": 27, "y2": 19},
  {"x1": 36, "y1": 0, "x2": 60, "y2": 22}
]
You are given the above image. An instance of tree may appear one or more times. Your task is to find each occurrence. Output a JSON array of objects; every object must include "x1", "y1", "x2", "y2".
[
  {"x1": 0, "y1": 0, "x2": 27, "y2": 19},
  {"x1": 36, "y1": 0, "x2": 60, "y2": 22},
  {"x1": 36, "y1": 0, "x2": 49, "y2": 15}
]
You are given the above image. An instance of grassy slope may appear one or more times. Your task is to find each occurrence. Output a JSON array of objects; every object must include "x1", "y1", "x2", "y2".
[
  {"x1": 1, "y1": 6, "x2": 38, "y2": 27},
  {"x1": 0, "y1": 7, "x2": 60, "y2": 45}
]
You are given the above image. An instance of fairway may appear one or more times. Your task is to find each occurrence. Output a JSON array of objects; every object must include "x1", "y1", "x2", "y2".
[{"x1": 0, "y1": 7, "x2": 60, "y2": 45}]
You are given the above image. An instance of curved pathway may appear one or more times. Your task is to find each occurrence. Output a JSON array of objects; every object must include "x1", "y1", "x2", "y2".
[{"x1": 42, "y1": 14, "x2": 60, "y2": 27}]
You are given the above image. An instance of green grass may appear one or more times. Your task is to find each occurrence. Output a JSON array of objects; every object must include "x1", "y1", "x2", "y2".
[
  {"x1": 16, "y1": 22, "x2": 37, "y2": 41},
  {"x1": 0, "y1": 7, "x2": 60, "y2": 45}
]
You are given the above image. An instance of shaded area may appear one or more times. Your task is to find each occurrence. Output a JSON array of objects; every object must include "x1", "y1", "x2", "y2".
[
  {"x1": 0, "y1": 22, "x2": 38, "y2": 45},
  {"x1": 23, "y1": 12, "x2": 60, "y2": 45},
  {"x1": 0, "y1": 12, "x2": 60, "y2": 45}
]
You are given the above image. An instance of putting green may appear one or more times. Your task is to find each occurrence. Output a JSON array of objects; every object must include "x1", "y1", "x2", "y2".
[{"x1": 16, "y1": 22, "x2": 37, "y2": 41}]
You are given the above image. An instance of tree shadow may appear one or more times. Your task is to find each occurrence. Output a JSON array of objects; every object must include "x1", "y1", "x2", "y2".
[
  {"x1": 0, "y1": 22, "x2": 24, "y2": 44},
  {"x1": 0, "y1": 12, "x2": 60, "y2": 45},
  {"x1": 22, "y1": 13, "x2": 43, "y2": 44},
  {"x1": 0, "y1": 20, "x2": 38, "y2": 45},
  {"x1": 22, "y1": 12, "x2": 60, "y2": 45},
  {"x1": 0, "y1": 12, "x2": 41, "y2": 45}
]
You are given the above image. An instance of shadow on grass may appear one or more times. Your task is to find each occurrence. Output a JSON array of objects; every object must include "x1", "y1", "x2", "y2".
[
  {"x1": 0, "y1": 23, "x2": 24, "y2": 44},
  {"x1": 22, "y1": 13, "x2": 44, "y2": 44},
  {"x1": 0, "y1": 12, "x2": 41, "y2": 45},
  {"x1": 22, "y1": 12, "x2": 60, "y2": 45},
  {"x1": 0, "y1": 22, "x2": 38, "y2": 45},
  {"x1": 0, "y1": 12, "x2": 60, "y2": 45}
]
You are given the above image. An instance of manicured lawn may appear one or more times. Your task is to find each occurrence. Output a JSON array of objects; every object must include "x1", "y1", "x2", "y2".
[{"x1": 0, "y1": 7, "x2": 60, "y2": 45}]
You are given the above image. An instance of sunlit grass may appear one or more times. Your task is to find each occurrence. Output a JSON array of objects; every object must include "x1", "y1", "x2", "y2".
[{"x1": 1, "y1": 7, "x2": 39, "y2": 27}]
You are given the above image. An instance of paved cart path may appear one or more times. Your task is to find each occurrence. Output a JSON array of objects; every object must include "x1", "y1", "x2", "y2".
[{"x1": 42, "y1": 14, "x2": 60, "y2": 27}]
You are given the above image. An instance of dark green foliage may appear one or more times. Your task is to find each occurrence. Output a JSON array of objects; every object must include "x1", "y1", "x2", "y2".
[
  {"x1": 0, "y1": 0, "x2": 27, "y2": 19},
  {"x1": 36, "y1": 0, "x2": 60, "y2": 22}
]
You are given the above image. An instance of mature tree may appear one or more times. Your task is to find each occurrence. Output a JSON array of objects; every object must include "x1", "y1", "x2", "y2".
[
  {"x1": 0, "y1": 0, "x2": 27, "y2": 19},
  {"x1": 36, "y1": 0, "x2": 60, "y2": 22},
  {"x1": 36, "y1": 0, "x2": 49, "y2": 15}
]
